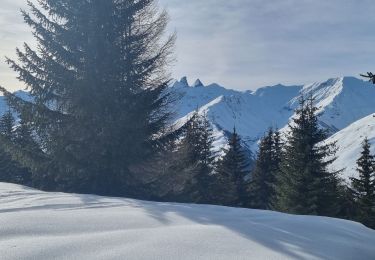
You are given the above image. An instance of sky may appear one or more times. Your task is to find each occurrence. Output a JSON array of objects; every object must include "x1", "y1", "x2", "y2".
[{"x1": 1, "y1": 0, "x2": 375, "y2": 91}]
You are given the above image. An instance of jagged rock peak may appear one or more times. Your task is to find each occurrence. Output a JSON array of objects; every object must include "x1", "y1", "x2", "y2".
[
  {"x1": 193, "y1": 79, "x2": 204, "y2": 87},
  {"x1": 179, "y1": 76, "x2": 189, "y2": 86}
]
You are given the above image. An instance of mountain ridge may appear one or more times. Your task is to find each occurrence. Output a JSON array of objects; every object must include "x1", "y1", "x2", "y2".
[
  {"x1": 0, "y1": 76, "x2": 374, "y2": 179},
  {"x1": 171, "y1": 76, "x2": 375, "y2": 155}
]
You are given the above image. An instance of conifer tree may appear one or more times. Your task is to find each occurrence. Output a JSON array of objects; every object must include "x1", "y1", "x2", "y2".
[
  {"x1": 248, "y1": 129, "x2": 278, "y2": 209},
  {"x1": 176, "y1": 111, "x2": 216, "y2": 203},
  {"x1": 195, "y1": 112, "x2": 216, "y2": 203},
  {"x1": 350, "y1": 138, "x2": 375, "y2": 228},
  {"x1": 274, "y1": 96, "x2": 341, "y2": 216},
  {"x1": 0, "y1": 111, "x2": 15, "y2": 138},
  {"x1": 1, "y1": 0, "x2": 175, "y2": 195},
  {"x1": 0, "y1": 111, "x2": 31, "y2": 184},
  {"x1": 0, "y1": 111, "x2": 16, "y2": 183},
  {"x1": 214, "y1": 128, "x2": 249, "y2": 206}
]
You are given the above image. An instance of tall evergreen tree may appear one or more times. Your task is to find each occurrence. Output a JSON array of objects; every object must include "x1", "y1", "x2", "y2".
[
  {"x1": 195, "y1": 112, "x2": 216, "y2": 203},
  {"x1": 274, "y1": 96, "x2": 341, "y2": 216},
  {"x1": 350, "y1": 138, "x2": 375, "y2": 228},
  {"x1": 248, "y1": 128, "x2": 281, "y2": 209},
  {"x1": 175, "y1": 111, "x2": 216, "y2": 203},
  {"x1": 214, "y1": 128, "x2": 249, "y2": 206},
  {"x1": 1, "y1": 0, "x2": 175, "y2": 196}
]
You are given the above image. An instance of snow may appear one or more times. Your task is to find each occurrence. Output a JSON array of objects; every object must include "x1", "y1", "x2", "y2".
[
  {"x1": 0, "y1": 182, "x2": 374, "y2": 260},
  {"x1": 170, "y1": 76, "x2": 375, "y2": 156},
  {"x1": 2, "y1": 76, "x2": 375, "y2": 179},
  {"x1": 292, "y1": 77, "x2": 375, "y2": 131},
  {"x1": 325, "y1": 113, "x2": 375, "y2": 182},
  {"x1": 3, "y1": 76, "x2": 374, "y2": 156},
  {"x1": 170, "y1": 78, "x2": 302, "y2": 155}
]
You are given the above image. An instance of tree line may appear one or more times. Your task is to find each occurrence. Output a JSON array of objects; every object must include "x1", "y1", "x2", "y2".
[{"x1": 0, "y1": 0, "x2": 373, "y2": 229}]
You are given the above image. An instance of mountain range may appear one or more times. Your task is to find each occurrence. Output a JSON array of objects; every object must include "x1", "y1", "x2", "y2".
[
  {"x1": 170, "y1": 76, "x2": 375, "y2": 180},
  {"x1": 1, "y1": 76, "x2": 374, "y2": 180}
]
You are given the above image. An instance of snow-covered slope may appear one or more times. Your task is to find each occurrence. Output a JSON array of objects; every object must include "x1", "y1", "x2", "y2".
[
  {"x1": 2, "y1": 77, "x2": 374, "y2": 152},
  {"x1": 289, "y1": 77, "x2": 375, "y2": 132},
  {"x1": 325, "y1": 113, "x2": 375, "y2": 181},
  {"x1": 171, "y1": 78, "x2": 302, "y2": 153},
  {"x1": 1, "y1": 76, "x2": 375, "y2": 168},
  {"x1": 0, "y1": 182, "x2": 374, "y2": 260},
  {"x1": 171, "y1": 76, "x2": 375, "y2": 154}
]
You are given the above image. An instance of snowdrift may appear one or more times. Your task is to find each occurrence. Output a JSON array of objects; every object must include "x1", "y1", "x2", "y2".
[{"x1": 0, "y1": 183, "x2": 374, "y2": 260}]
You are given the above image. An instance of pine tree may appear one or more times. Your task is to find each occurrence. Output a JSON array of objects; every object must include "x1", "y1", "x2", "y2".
[
  {"x1": 195, "y1": 112, "x2": 216, "y2": 203},
  {"x1": 1, "y1": 0, "x2": 175, "y2": 195},
  {"x1": 350, "y1": 138, "x2": 375, "y2": 228},
  {"x1": 214, "y1": 128, "x2": 249, "y2": 206},
  {"x1": 175, "y1": 111, "x2": 216, "y2": 203},
  {"x1": 0, "y1": 111, "x2": 15, "y2": 138},
  {"x1": 0, "y1": 111, "x2": 16, "y2": 183},
  {"x1": 0, "y1": 111, "x2": 31, "y2": 184},
  {"x1": 274, "y1": 96, "x2": 341, "y2": 216},
  {"x1": 248, "y1": 128, "x2": 279, "y2": 209}
]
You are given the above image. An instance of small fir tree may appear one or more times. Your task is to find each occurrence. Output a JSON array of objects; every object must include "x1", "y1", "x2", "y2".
[
  {"x1": 350, "y1": 138, "x2": 375, "y2": 228},
  {"x1": 0, "y1": 111, "x2": 31, "y2": 184},
  {"x1": 248, "y1": 128, "x2": 281, "y2": 209}
]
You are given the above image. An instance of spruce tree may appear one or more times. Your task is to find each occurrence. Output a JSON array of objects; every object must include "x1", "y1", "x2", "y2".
[
  {"x1": 194, "y1": 112, "x2": 216, "y2": 203},
  {"x1": 274, "y1": 96, "x2": 341, "y2": 216},
  {"x1": 248, "y1": 129, "x2": 278, "y2": 209},
  {"x1": 0, "y1": 111, "x2": 15, "y2": 138},
  {"x1": 175, "y1": 111, "x2": 216, "y2": 203},
  {"x1": 0, "y1": 111, "x2": 16, "y2": 183},
  {"x1": 350, "y1": 138, "x2": 375, "y2": 228},
  {"x1": 1, "y1": 0, "x2": 175, "y2": 195},
  {"x1": 214, "y1": 128, "x2": 249, "y2": 206},
  {"x1": 0, "y1": 111, "x2": 31, "y2": 184}
]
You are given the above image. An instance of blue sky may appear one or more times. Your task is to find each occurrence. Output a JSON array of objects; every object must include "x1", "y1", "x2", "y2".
[{"x1": 1, "y1": 0, "x2": 375, "y2": 90}]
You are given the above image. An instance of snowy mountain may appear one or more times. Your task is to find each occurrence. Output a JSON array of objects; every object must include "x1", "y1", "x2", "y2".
[
  {"x1": 170, "y1": 76, "x2": 375, "y2": 154},
  {"x1": 290, "y1": 77, "x2": 375, "y2": 132},
  {"x1": 1, "y1": 182, "x2": 374, "y2": 260},
  {"x1": 325, "y1": 113, "x2": 375, "y2": 181},
  {"x1": 1, "y1": 76, "x2": 375, "y2": 173}
]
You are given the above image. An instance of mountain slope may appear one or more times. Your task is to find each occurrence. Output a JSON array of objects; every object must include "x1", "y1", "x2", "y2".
[
  {"x1": 0, "y1": 182, "x2": 374, "y2": 260},
  {"x1": 290, "y1": 77, "x2": 375, "y2": 132},
  {"x1": 171, "y1": 78, "x2": 302, "y2": 153},
  {"x1": 171, "y1": 76, "x2": 375, "y2": 154},
  {"x1": 325, "y1": 113, "x2": 375, "y2": 181},
  {"x1": 1, "y1": 76, "x2": 375, "y2": 169}
]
